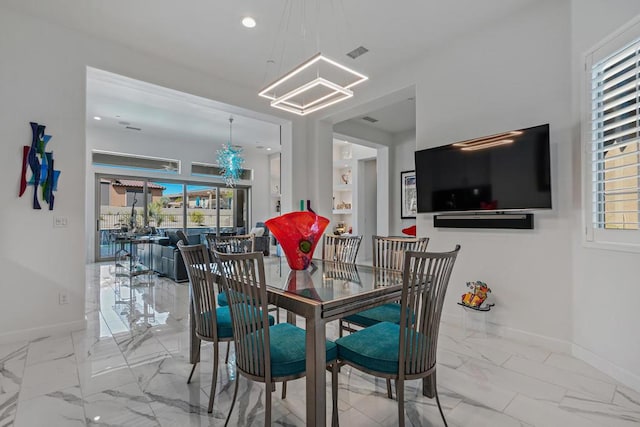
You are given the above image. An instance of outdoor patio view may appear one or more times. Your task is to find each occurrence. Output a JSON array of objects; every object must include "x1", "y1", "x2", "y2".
[{"x1": 98, "y1": 178, "x2": 248, "y2": 259}]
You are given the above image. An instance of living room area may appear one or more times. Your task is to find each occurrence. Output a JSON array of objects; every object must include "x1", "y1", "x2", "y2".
[{"x1": 86, "y1": 67, "x2": 285, "y2": 279}]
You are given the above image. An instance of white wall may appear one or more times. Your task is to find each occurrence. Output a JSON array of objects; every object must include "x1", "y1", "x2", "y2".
[
  {"x1": 570, "y1": 0, "x2": 640, "y2": 388},
  {"x1": 322, "y1": 0, "x2": 574, "y2": 344},
  {"x1": 390, "y1": 130, "x2": 416, "y2": 236},
  {"x1": 320, "y1": 0, "x2": 640, "y2": 390},
  {"x1": 0, "y1": 9, "x2": 88, "y2": 341},
  {"x1": 0, "y1": 5, "x2": 299, "y2": 342},
  {"x1": 416, "y1": 0, "x2": 574, "y2": 344},
  {"x1": 86, "y1": 126, "x2": 272, "y2": 261}
]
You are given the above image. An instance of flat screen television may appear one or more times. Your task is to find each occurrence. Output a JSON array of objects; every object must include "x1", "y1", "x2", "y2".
[{"x1": 415, "y1": 124, "x2": 551, "y2": 213}]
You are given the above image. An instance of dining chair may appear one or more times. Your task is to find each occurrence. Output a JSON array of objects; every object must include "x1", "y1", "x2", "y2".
[
  {"x1": 205, "y1": 233, "x2": 255, "y2": 309},
  {"x1": 176, "y1": 229, "x2": 189, "y2": 244},
  {"x1": 322, "y1": 234, "x2": 363, "y2": 263},
  {"x1": 214, "y1": 250, "x2": 340, "y2": 427},
  {"x1": 334, "y1": 246, "x2": 461, "y2": 427},
  {"x1": 206, "y1": 233, "x2": 255, "y2": 254},
  {"x1": 177, "y1": 241, "x2": 275, "y2": 414},
  {"x1": 339, "y1": 235, "x2": 429, "y2": 398},
  {"x1": 339, "y1": 236, "x2": 429, "y2": 337},
  {"x1": 207, "y1": 233, "x2": 282, "y2": 326},
  {"x1": 177, "y1": 241, "x2": 232, "y2": 413},
  {"x1": 372, "y1": 236, "x2": 430, "y2": 270}
]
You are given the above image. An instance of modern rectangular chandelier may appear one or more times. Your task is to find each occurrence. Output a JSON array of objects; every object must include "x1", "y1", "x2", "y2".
[{"x1": 258, "y1": 53, "x2": 368, "y2": 116}]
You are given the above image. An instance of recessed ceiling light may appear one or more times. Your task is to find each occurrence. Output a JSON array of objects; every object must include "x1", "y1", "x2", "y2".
[
  {"x1": 242, "y1": 17, "x2": 256, "y2": 28},
  {"x1": 93, "y1": 116, "x2": 102, "y2": 121},
  {"x1": 266, "y1": 148, "x2": 272, "y2": 151}
]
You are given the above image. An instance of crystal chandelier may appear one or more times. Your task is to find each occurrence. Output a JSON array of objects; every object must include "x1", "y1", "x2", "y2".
[{"x1": 216, "y1": 117, "x2": 245, "y2": 187}]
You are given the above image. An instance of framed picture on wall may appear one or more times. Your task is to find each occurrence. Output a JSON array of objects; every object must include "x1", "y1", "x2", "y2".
[{"x1": 401, "y1": 170, "x2": 417, "y2": 219}]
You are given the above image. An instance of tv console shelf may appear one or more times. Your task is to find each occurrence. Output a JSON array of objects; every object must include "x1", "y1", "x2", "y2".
[{"x1": 433, "y1": 212, "x2": 534, "y2": 229}]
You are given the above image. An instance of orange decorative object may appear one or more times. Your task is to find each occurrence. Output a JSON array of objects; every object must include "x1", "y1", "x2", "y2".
[
  {"x1": 461, "y1": 281, "x2": 491, "y2": 308},
  {"x1": 266, "y1": 211, "x2": 329, "y2": 270},
  {"x1": 401, "y1": 225, "x2": 417, "y2": 236}
]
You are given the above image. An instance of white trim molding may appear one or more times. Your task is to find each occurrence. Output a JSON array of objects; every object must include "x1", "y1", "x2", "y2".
[
  {"x1": 0, "y1": 319, "x2": 86, "y2": 346},
  {"x1": 572, "y1": 343, "x2": 640, "y2": 393}
]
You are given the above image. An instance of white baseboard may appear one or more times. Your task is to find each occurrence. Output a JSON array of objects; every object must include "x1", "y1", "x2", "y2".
[
  {"x1": 572, "y1": 343, "x2": 640, "y2": 393},
  {"x1": 441, "y1": 313, "x2": 640, "y2": 392},
  {"x1": 441, "y1": 312, "x2": 572, "y2": 353},
  {"x1": 0, "y1": 318, "x2": 86, "y2": 345},
  {"x1": 490, "y1": 323, "x2": 572, "y2": 353}
]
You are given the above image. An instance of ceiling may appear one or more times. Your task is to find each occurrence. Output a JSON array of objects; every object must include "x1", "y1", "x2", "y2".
[
  {"x1": 344, "y1": 97, "x2": 417, "y2": 135},
  {"x1": 86, "y1": 68, "x2": 282, "y2": 153},
  {"x1": 5, "y1": 0, "x2": 535, "y2": 137}
]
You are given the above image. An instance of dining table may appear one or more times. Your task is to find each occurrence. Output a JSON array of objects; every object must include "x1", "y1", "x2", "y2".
[{"x1": 189, "y1": 256, "x2": 412, "y2": 427}]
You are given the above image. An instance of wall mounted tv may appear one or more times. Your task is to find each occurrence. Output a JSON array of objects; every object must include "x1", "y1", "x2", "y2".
[{"x1": 415, "y1": 124, "x2": 551, "y2": 214}]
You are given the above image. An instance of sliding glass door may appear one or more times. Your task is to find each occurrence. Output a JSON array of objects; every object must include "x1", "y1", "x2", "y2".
[
  {"x1": 96, "y1": 175, "x2": 249, "y2": 261},
  {"x1": 148, "y1": 181, "x2": 185, "y2": 230}
]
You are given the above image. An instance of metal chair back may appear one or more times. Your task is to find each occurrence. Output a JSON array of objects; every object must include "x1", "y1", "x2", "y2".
[
  {"x1": 176, "y1": 229, "x2": 189, "y2": 244},
  {"x1": 214, "y1": 250, "x2": 271, "y2": 381},
  {"x1": 398, "y1": 246, "x2": 460, "y2": 379},
  {"x1": 322, "y1": 234, "x2": 363, "y2": 263},
  {"x1": 206, "y1": 233, "x2": 255, "y2": 256},
  {"x1": 372, "y1": 236, "x2": 429, "y2": 270},
  {"x1": 177, "y1": 242, "x2": 218, "y2": 342}
]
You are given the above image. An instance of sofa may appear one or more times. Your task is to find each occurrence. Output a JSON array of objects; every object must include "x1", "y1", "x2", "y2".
[{"x1": 138, "y1": 231, "x2": 200, "y2": 282}]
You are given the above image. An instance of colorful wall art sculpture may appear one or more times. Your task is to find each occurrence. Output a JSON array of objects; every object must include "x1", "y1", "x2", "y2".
[{"x1": 18, "y1": 122, "x2": 61, "y2": 210}]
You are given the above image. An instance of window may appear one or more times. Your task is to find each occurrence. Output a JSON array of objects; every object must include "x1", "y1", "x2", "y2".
[
  {"x1": 92, "y1": 150, "x2": 180, "y2": 174},
  {"x1": 586, "y1": 21, "x2": 640, "y2": 247},
  {"x1": 191, "y1": 162, "x2": 253, "y2": 180},
  {"x1": 125, "y1": 189, "x2": 141, "y2": 207}
]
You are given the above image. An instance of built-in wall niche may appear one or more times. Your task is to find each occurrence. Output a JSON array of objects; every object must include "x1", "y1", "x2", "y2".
[{"x1": 332, "y1": 139, "x2": 376, "y2": 235}]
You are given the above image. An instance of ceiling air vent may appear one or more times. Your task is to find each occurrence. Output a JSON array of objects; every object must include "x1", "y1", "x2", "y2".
[
  {"x1": 362, "y1": 116, "x2": 378, "y2": 123},
  {"x1": 347, "y1": 46, "x2": 369, "y2": 59},
  {"x1": 125, "y1": 126, "x2": 142, "y2": 131}
]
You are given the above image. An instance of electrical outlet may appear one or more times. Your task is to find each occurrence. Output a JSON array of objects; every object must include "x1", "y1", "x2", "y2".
[
  {"x1": 54, "y1": 217, "x2": 68, "y2": 228},
  {"x1": 58, "y1": 292, "x2": 69, "y2": 305}
]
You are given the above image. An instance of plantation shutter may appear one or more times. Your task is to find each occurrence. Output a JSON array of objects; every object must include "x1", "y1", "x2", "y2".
[{"x1": 590, "y1": 37, "x2": 640, "y2": 231}]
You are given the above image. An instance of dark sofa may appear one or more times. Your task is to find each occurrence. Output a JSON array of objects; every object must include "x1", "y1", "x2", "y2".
[{"x1": 138, "y1": 231, "x2": 200, "y2": 282}]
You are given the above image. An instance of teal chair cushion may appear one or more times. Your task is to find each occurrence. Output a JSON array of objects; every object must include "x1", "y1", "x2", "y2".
[
  {"x1": 217, "y1": 292, "x2": 228, "y2": 307},
  {"x1": 208, "y1": 307, "x2": 275, "y2": 339},
  {"x1": 268, "y1": 323, "x2": 337, "y2": 378},
  {"x1": 343, "y1": 303, "x2": 402, "y2": 327},
  {"x1": 218, "y1": 290, "x2": 262, "y2": 307},
  {"x1": 213, "y1": 307, "x2": 234, "y2": 339},
  {"x1": 336, "y1": 321, "x2": 428, "y2": 374}
]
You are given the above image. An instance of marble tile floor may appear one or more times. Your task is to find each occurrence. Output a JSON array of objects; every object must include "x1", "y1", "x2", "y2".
[{"x1": 1, "y1": 263, "x2": 639, "y2": 426}]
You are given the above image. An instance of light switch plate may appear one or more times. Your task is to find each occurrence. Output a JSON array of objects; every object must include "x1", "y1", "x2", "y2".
[{"x1": 54, "y1": 217, "x2": 68, "y2": 228}]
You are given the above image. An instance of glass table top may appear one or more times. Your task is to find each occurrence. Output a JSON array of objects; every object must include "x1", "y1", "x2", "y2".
[{"x1": 262, "y1": 257, "x2": 404, "y2": 304}]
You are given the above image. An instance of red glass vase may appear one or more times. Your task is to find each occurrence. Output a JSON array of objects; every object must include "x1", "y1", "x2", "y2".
[{"x1": 265, "y1": 211, "x2": 329, "y2": 270}]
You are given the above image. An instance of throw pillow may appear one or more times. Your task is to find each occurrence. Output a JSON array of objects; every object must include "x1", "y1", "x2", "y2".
[{"x1": 250, "y1": 227, "x2": 265, "y2": 237}]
